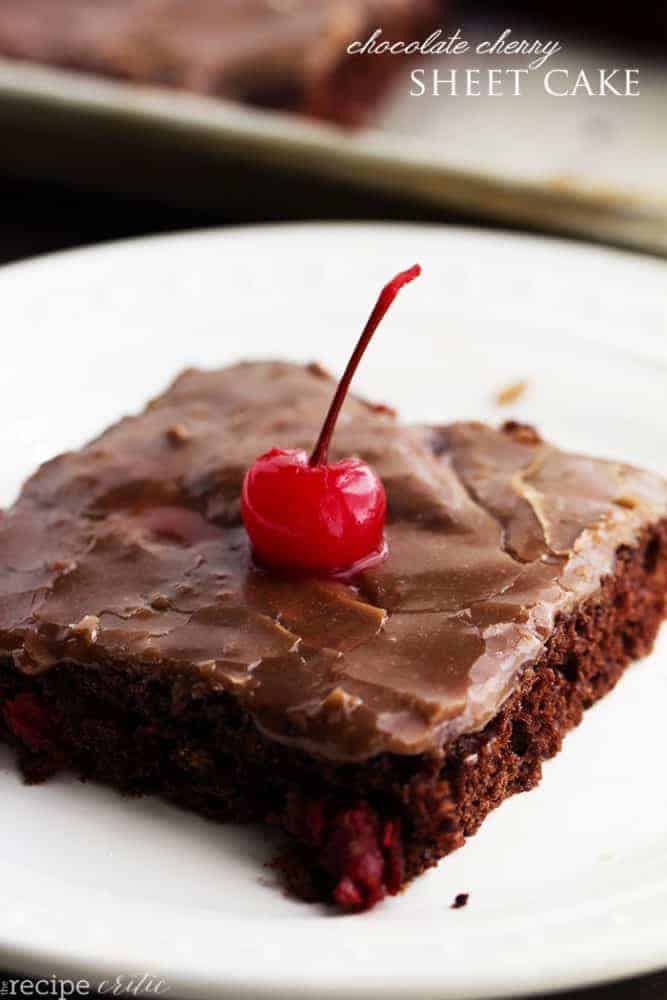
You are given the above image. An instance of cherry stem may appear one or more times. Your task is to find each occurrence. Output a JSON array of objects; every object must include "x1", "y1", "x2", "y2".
[{"x1": 309, "y1": 264, "x2": 421, "y2": 467}]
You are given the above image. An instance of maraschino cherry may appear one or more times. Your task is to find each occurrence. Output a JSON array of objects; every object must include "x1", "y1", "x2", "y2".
[{"x1": 241, "y1": 264, "x2": 421, "y2": 575}]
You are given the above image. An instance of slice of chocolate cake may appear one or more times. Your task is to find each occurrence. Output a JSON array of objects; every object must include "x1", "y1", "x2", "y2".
[
  {"x1": 1, "y1": 362, "x2": 665, "y2": 910},
  {"x1": 0, "y1": 0, "x2": 442, "y2": 125}
]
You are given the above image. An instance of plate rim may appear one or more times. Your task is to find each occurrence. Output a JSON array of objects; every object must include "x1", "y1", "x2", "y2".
[
  {"x1": 0, "y1": 216, "x2": 666, "y2": 279},
  {"x1": 1, "y1": 221, "x2": 666, "y2": 999},
  {"x1": 1, "y1": 57, "x2": 667, "y2": 256}
]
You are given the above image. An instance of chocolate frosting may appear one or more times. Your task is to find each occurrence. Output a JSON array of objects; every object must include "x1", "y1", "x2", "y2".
[{"x1": 1, "y1": 362, "x2": 665, "y2": 761}]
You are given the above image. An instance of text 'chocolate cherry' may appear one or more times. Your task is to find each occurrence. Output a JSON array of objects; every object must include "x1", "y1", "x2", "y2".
[{"x1": 241, "y1": 265, "x2": 421, "y2": 574}]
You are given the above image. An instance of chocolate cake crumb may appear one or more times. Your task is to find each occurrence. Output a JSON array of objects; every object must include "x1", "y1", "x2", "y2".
[
  {"x1": 451, "y1": 893, "x2": 469, "y2": 909},
  {"x1": 495, "y1": 379, "x2": 528, "y2": 406}
]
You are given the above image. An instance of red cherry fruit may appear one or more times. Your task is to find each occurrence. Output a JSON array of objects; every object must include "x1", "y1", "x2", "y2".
[{"x1": 241, "y1": 264, "x2": 421, "y2": 574}]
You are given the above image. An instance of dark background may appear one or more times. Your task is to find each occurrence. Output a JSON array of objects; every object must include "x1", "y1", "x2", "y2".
[
  {"x1": 0, "y1": 167, "x2": 497, "y2": 266},
  {"x1": 2, "y1": 166, "x2": 667, "y2": 999}
]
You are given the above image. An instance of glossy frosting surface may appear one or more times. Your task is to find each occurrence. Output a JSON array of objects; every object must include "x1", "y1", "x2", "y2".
[{"x1": 1, "y1": 362, "x2": 665, "y2": 761}]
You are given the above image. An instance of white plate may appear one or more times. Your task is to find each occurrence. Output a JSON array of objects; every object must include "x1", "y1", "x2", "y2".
[
  {"x1": 1, "y1": 223, "x2": 666, "y2": 999},
  {"x1": 1, "y1": 17, "x2": 667, "y2": 254}
]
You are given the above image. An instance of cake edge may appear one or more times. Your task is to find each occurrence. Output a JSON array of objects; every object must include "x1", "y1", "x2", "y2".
[{"x1": 1, "y1": 518, "x2": 665, "y2": 910}]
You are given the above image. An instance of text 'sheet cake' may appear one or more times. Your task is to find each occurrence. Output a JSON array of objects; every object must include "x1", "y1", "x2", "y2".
[{"x1": 1, "y1": 362, "x2": 665, "y2": 909}]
